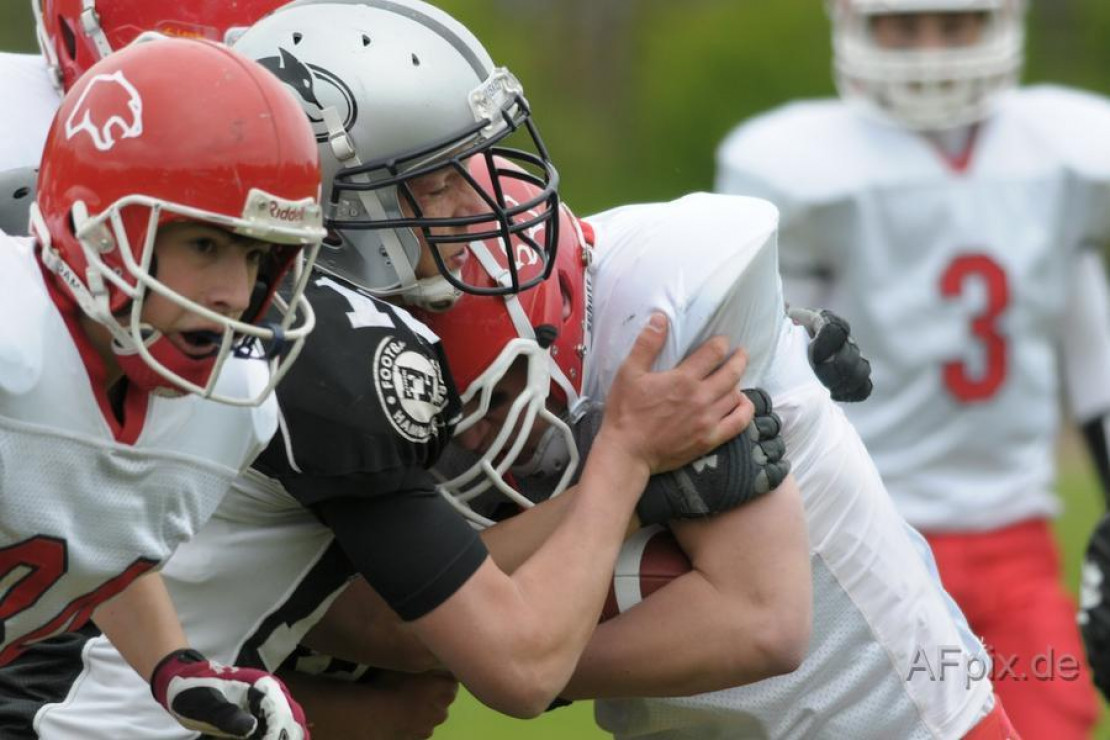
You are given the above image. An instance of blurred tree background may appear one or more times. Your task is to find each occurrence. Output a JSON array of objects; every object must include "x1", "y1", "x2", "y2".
[{"x1": 3, "y1": 1, "x2": 1107, "y2": 215}]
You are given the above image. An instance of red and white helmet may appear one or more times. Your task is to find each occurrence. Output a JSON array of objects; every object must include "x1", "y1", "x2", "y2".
[
  {"x1": 31, "y1": 35, "x2": 325, "y2": 406},
  {"x1": 830, "y1": 0, "x2": 1025, "y2": 130},
  {"x1": 414, "y1": 158, "x2": 590, "y2": 527},
  {"x1": 32, "y1": 0, "x2": 290, "y2": 91}
]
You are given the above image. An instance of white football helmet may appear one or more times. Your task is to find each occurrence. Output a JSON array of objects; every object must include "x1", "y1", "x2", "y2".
[
  {"x1": 830, "y1": 0, "x2": 1025, "y2": 130},
  {"x1": 233, "y1": 0, "x2": 561, "y2": 311}
]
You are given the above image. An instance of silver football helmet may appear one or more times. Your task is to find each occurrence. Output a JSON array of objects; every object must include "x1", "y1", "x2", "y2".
[
  {"x1": 830, "y1": 0, "x2": 1025, "y2": 130},
  {"x1": 233, "y1": 0, "x2": 560, "y2": 311}
]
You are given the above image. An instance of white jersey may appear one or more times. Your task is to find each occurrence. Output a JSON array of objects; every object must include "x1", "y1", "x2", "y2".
[
  {"x1": 585, "y1": 195, "x2": 992, "y2": 739},
  {"x1": 715, "y1": 86, "x2": 1110, "y2": 532},
  {"x1": 0, "y1": 235, "x2": 275, "y2": 665},
  {"x1": 0, "y1": 53, "x2": 59, "y2": 170},
  {"x1": 26, "y1": 471, "x2": 342, "y2": 740},
  {"x1": 15, "y1": 277, "x2": 469, "y2": 740}
]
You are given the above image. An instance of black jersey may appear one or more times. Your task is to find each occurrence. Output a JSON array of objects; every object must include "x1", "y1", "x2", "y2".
[
  {"x1": 255, "y1": 274, "x2": 461, "y2": 499},
  {"x1": 253, "y1": 275, "x2": 487, "y2": 621}
]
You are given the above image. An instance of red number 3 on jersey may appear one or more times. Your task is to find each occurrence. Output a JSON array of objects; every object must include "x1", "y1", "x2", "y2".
[{"x1": 939, "y1": 253, "x2": 1010, "y2": 403}]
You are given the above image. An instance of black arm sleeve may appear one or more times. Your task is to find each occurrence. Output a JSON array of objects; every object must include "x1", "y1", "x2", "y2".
[
  {"x1": 1082, "y1": 415, "x2": 1110, "y2": 510},
  {"x1": 310, "y1": 473, "x2": 489, "y2": 622}
]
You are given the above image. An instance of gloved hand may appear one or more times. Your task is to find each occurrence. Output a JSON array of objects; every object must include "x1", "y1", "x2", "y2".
[
  {"x1": 635, "y1": 388, "x2": 789, "y2": 525},
  {"x1": 788, "y1": 306, "x2": 873, "y2": 402},
  {"x1": 572, "y1": 389, "x2": 790, "y2": 526},
  {"x1": 151, "y1": 649, "x2": 309, "y2": 740},
  {"x1": 1080, "y1": 513, "x2": 1110, "y2": 701}
]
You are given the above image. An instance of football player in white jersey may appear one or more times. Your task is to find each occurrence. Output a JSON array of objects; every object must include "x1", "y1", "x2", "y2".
[
  {"x1": 715, "y1": 1, "x2": 1110, "y2": 736},
  {"x1": 418, "y1": 171, "x2": 1020, "y2": 738},
  {"x1": 0, "y1": 1, "x2": 292, "y2": 172},
  {"x1": 0, "y1": 3, "x2": 780, "y2": 738},
  {"x1": 2, "y1": 34, "x2": 326, "y2": 739}
]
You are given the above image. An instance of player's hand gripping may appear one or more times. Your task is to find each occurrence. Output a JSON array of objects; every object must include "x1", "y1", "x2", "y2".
[
  {"x1": 574, "y1": 388, "x2": 789, "y2": 525},
  {"x1": 600, "y1": 313, "x2": 753, "y2": 476},
  {"x1": 151, "y1": 649, "x2": 310, "y2": 740},
  {"x1": 1080, "y1": 513, "x2": 1110, "y2": 701},
  {"x1": 788, "y1": 307, "x2": 873, "y2": 402}
]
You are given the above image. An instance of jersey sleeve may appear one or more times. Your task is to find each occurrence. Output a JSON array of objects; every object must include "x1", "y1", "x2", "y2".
[
  {"x1": 586, "y1": 193, "x2": 787, "y2": 392},
  {"x1": 315, "y1": 483, "x2": 488, "y2": 621},
  {"x1": 250, "y1": 277, "x2": 481, "y2": 620},
  {"x1": 253, "y1": 276, "x2": 461, "y2": 506}
]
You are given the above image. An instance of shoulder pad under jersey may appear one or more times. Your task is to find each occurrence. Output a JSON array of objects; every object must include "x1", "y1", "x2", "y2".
[
  {"x1": 586, "y1": 193, "x2": 784, "y2": 389},
  {"x1": 1001, "y1": 85, "x2": 1110, "y2": 180},
  {"x1": 715, "y1": 98, "x2": 934, "y2": 208}
]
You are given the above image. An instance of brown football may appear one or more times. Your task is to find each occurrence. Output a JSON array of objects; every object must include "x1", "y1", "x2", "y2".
[{"x1": 601, "y1": 525, "x2": 692, "y2": 621}]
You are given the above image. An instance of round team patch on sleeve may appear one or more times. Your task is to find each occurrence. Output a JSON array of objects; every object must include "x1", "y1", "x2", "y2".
[{"x1": 373, "y1": 337, "x2": 450, "y2": 443}]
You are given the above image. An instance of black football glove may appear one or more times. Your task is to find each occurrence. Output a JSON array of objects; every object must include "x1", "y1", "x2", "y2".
[
  {"x1": 151, "y1": 649, "x2": 309, "y2": 739},
  {"x1": 788, "y1": 307, "x2": 873, "y2": 403},
  {"x1": 572, "y1": 389, "x2": 790, "y2": 526},
  {"x1": 1080, "y1": 513, "x2": 1110, "y2": 702}
]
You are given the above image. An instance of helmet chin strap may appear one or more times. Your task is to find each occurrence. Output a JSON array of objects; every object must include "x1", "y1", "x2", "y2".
[
  {"x1": 80, "y1": 0, "x2": 113, "y2": 60},
  {"x1": 510, "y1": 420, "x2": 571, "y2": 478},
  {"x1": 112, "y1": 331, "x2": 217, "y2": 396},
  {"x1": 406, "y1": 273, "x2": 462, "y2": 312},
  {"x1": 469, "y1": 238, "x2": 587, "y2": 415}
]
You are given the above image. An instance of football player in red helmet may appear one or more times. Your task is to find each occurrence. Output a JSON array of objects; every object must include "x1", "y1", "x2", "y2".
[
  {"x1": 0, "y1": 1, "x2": 290, "y2": 173},
  {"x1": 32, "y1": 0, "x2": 290, "y2": 91},
  {"x1": 417, "y1": 167, "x2": 1023, "y2": 736},
  {"x1": 0, "y1": 35, "x2": 323, "y2": 739}
]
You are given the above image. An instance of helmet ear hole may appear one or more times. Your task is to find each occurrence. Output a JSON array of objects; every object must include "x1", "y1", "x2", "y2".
[
  {"x1": 58, "y1": 15, "x2": 78, "y2": 61},
  {"x1": 558, "y1": 271, "x2": 573, "y2": 321}
]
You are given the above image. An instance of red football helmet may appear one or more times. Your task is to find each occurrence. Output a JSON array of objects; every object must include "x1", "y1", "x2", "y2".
[
  {"x1": 31, "y1": 36, "x2": 325, "y2": 405},
  {"x1": 414, "y1": 157, "x2": 591, "y2": 526},
  {"x1": 33, "y1": 0, "x2": 289, "y2": 91}
]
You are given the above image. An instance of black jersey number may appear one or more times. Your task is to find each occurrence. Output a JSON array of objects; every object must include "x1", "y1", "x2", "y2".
[{"x1": 316, "y1": 276, "x2": 390, "y2": 330}]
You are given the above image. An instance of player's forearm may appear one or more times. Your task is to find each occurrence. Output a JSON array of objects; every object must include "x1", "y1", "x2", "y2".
[
  {"x1": 480, "y1": 484, "x2": 641, "y2": 574},
  {"x1": 300, "y1": 578, "x2": 440, "y2": 673},
  {"x1": 565, "y1": 576, "x2": 794, "y2": 698},
  {"x1": 92, "y1": 572, "x2": 188, "y2": 681},
  {"x1": 415, "y1": 439, "x2": 649, "y2": 717},
  {"x1": 566, "y1": 479, "x2": 812, "y2": 698}
]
